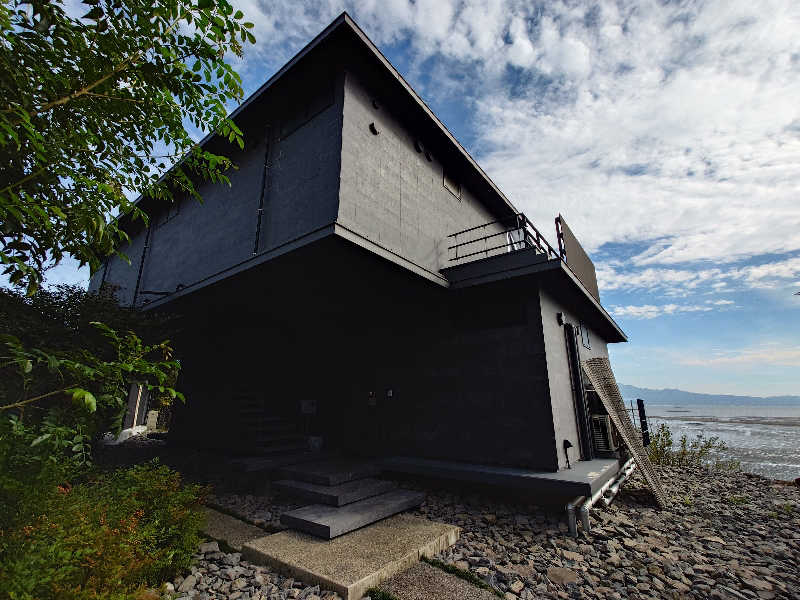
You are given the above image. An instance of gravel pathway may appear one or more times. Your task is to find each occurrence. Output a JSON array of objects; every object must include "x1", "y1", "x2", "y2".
[{"x1": 413, "y1": 465, "x2": 799, "y2": 599}]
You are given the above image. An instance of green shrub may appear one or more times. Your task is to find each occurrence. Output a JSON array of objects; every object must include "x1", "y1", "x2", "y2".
[
  {"x1": 647, "y1": 422, "x2": 740, "y2": 470},
  {"x1": 0, "y1": 461, "x2": 207, "y2": 600}
]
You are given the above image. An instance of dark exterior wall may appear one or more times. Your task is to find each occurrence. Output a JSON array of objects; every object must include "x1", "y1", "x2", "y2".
[
  {"x1": 539, "y1": 285, "x2": 610, "y2": 469},
  {"x1": 338, "y1": 71, "x2": 506, "y2": 279},
  {"x1": 92, "y1": 74, "x2": 343, "y2": 306},
  {"x1": 356, "y1": 276, "x2": 559, "y2": 471}
]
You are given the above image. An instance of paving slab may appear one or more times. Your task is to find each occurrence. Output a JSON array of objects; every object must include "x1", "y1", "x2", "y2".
[
  {"x1": 276, "y1": 458, "x2": 380, "y2": 485},
  {"x1": 201, "y1": 507, "x2": 267, "y2": 550},
  {"x1": 380, "y1": 561, "x2": 498, "y2": 600},
  {"x1": 274, "y1": 478, "x2": 397, "y2": 506},
  {"x1": 281, "y1": 489, "x2": 425, "y2": 538},
  {"x1": 242, "y1": 513, "x2": 460, "y2": 600}
]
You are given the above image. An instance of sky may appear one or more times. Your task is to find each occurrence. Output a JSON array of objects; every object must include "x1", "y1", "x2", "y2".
[{"x1": 36, "y1": 0, "x2": 800, "y2": 396}]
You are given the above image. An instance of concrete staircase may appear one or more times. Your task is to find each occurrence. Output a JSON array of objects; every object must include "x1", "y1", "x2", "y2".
[
  {"x1": 275, "y1": 458, "x2": 424, "y2": 539},
  {"x1": 238, "y1": 398, "x2": 307, "y2": 455}
]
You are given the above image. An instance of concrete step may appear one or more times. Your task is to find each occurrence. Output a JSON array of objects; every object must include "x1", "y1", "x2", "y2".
[
  {"x1": 276, "y1": 458, "x2": 380, "y2": 486},
  {"x1": 273, "y1": 478, "x2": 397, "y2": 507},
  {"x1": 280, "y1": 489, "x2": 425, "y2": 539},
  {"x1": 228, "y1": 451, "x2": 333, "y2": 474}
]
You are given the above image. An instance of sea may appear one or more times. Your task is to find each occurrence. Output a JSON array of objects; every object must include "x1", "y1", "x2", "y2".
[{"x1": 635, "y1": 400, "x2": 800, "y2": 481}]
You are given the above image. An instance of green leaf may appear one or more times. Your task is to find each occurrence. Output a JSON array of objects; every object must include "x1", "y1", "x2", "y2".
[
  {"x1": 31, "y1": 433, "x2": 51, "y2": 446},
  {"x1": 68, "y1": 388, "x2": 97, "y2": 413}
]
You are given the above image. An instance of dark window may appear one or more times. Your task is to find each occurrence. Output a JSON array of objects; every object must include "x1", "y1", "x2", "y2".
[{"x1": 580, "y1": 322, "x2": 591, "y2": 349}]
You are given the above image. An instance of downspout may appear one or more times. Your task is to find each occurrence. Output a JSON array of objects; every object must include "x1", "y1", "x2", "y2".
[
  {"x1": 602, "y1": 458, "x2": 637, "y2": 506},
  {"x1": 565, "y1": 496, "x2": 585, "y2": 538},
  {"x1": 252, "y1": 125, "x2": 272, "y2": 255},
  {"x1": 577, "y1": 457, "x2": 636, "y2": 534},
  {"x1": 131, "y1": 224, "x2": 152, "y2": 309}
]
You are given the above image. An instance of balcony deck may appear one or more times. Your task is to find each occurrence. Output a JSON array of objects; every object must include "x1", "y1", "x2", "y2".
[{"x1": 382, "y1": 456, "x2": 621, "y2": 503}]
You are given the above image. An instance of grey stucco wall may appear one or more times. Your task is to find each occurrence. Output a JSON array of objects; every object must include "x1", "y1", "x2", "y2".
[
  {"x1": 539, "y1": 285, "x2": 610, "y2": 469},
  {"x1": 338, "y1": 72, "x2": 506, "y2": 278},
  {"x1": 95, "y1": 79, "x2": 342, "y2": 306}
]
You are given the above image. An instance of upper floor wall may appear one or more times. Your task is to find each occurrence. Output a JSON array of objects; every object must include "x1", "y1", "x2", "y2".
[
  {"x1": 91, "y1": 68, "x2": 343, "y2": 306},
  {"x1": 337, "y1": 71, "x2": 507, "y2": 282}
]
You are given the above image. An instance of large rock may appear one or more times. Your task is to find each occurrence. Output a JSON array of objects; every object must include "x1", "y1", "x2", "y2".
[{"x1": 547, "y1": 567, "x2": 579, "y2": 585}]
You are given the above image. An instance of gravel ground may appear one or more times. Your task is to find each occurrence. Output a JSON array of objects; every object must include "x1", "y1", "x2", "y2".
[
  {"x1": 210, "y1": 492, "x2": 303, "y2": 531},
  {"x1": 379, "y1": 561, "x2": 497, "y2": 600},
  {"x1": 102, "y1": 438, "x2": 800, "y2": 599},
  {"x1": 164, "y1": 541, "x2": 342, "y2": 600},
  {"x1": 412, "y1": 465, "x2": 800, "y2": 600}
]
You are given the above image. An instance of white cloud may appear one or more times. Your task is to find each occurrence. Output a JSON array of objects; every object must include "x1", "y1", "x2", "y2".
[
  {"x1": 680, "y1": 344, "x2": 800, "y2": 368},
  {"x1": 596, "y1": 255, "x2": 800, "y2": 295},
  {"x1": 610, "y1": 303, "x2": 713, "y2": 319}
]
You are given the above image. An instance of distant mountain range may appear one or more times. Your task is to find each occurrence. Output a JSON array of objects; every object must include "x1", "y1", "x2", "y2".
[{"x1": 619, "y1": 384, "x2": 800, "y2": 405}]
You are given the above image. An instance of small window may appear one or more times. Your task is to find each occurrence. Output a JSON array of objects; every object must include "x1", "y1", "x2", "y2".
[
  {"x1": 579, "y1": 322, "x2": 591, "y2": 349},
  {"x1": 443, "y1": 171, "x2": 461, "y2": 199}
]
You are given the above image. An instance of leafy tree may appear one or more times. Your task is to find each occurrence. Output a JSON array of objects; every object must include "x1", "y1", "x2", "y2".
[{"x1": 0, "y1": 0, "x2": 256, "y2": 294}]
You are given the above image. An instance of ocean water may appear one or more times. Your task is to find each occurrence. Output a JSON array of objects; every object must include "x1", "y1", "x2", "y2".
[{"x1": 641, "y1": 402, "x2": 800, "y2": 481}]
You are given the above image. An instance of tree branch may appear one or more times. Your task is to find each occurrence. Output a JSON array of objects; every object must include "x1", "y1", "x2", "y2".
[{"x1": 0, "y1": 385, "x2": 77, "y2": 411}]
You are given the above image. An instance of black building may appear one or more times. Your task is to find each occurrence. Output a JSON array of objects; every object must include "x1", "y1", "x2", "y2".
[{"x1": 93, "y1": 14, "x2": 627, "y2": 476}]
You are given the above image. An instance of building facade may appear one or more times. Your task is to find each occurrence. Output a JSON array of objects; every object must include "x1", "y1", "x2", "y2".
[{"x1": 92, "y1": 14, "x2": 626, "y2": 473}]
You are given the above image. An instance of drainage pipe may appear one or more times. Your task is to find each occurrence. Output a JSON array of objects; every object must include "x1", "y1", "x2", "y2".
[
  {"x1": 602, "y1": 459, "x2": 637, "y2": 506},
  {"x1": 565, "y1": 496, "x2": 585, "y2": 538},
  {"x1": 578, "y1": 457, "x2": 636, "y2": 533}
]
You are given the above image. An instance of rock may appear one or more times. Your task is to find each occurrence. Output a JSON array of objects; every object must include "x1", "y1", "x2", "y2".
[
  {"x1": 177, "y1": 575, "x2": 197, "y2": 593},
  {"x1": 561, "y1": 550, "x2": 583, "y2": 562},
  {"x1": 223, "y1": 553, "x2": 242, "y2": 566},
  {"x1": 547, "y1": 567, "x2": 580, "y2": 586},
  {"x1": 199, "y1": 541, "x2": 220, "y2": 554},
  {"x1": 504, "y1": 593, "x2": 517, "y2": 600},
  {"x1": 743, "y1": 579, "x2": 773, "y2": 591},
  {"x1": 163, "y1": 582, "x2": 175, "y2": 594},
  {"x1": 701, "y1": 536, "x2": 726, "y2": 545},
  {"x1": 509, "y1": 580, "x2": 525, "y2": 593}
]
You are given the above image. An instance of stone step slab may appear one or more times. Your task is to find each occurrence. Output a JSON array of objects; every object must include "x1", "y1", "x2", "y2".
[
  {"x1": 280, "y1": 489, "x2": 425, "y2": 539},
  {"x1": 276, "y1": 458, "x2": 380, "y2": 486},
  {"x1": 273, "y1": 478, "x2": 398, "y2": 506}
]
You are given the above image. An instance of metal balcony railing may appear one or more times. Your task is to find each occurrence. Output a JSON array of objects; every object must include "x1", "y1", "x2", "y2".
[{"x1": 447, "y1": 213, "x2": 561, "y2": 264}]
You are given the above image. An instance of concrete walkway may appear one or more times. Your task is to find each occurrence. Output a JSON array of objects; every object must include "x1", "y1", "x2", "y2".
[
  {"x1": 379, "y1": 562, "x2": 498, "y2": 600},
  {"x1": 242, "y1": 514, "x2": 459, "y2": 600},
  {"x1": 201, "y1": 507, "x2": 267, "y2": 550}
]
